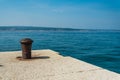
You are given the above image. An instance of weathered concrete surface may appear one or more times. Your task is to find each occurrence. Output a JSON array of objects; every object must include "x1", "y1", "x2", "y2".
[{"x1": 0, "y1": 50, "x2": 120, "y2": 80}]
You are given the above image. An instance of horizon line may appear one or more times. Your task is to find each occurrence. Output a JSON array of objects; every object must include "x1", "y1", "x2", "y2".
[{"x1": 0, "y1": 25, "x2": 120, "y2": 30}]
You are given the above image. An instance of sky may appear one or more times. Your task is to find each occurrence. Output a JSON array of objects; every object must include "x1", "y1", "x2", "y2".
[{"x1": 0, "y1": 0, "x2": 120, "y2": 29}]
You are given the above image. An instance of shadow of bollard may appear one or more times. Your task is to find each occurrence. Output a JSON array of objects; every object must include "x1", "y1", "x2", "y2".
[
  {"x1": 16, "y1": 56, "x2": 50, "y2": 61},
  {"x1": 32, "y1": 56, "x2": 50, "y2": 59}
]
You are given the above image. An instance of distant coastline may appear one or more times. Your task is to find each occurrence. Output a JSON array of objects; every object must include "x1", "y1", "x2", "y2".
[{"x1": 0, "y1": 26, "x2": 119, "y2": 32}]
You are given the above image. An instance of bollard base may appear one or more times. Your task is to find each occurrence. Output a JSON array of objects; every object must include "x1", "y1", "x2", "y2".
[
  {"x1": 22, "y1": 53, "x2": 31, "y2": 59},
  {"x1": 16, "y1": 56, "x2": 32, "y2": 61}
]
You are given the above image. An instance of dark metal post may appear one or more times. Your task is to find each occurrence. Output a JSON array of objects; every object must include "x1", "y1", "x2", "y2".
[{"x1": 20, "y1": 38, "x2": 33, "y2": 59}]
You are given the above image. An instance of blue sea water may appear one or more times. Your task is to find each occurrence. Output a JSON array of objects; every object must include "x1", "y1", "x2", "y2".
[{"x1": 0, "y1": 27, "x2": 120, "y2": 73}]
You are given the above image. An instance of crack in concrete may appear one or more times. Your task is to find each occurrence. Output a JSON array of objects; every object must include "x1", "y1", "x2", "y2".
[
  {"x1": 44, "y1": 68, "x2": 103, "y2": 77},
  {"x1": 77, "y1": 68, "x2": 103, "y2": 73},
  {"x1": 0, "y1": 65, "x2": 3, "y2": 67}
]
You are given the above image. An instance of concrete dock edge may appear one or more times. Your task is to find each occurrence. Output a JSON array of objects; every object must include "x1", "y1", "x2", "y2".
[{"x1": 0, "y1": 50, "x2": 120, "y2": 80}]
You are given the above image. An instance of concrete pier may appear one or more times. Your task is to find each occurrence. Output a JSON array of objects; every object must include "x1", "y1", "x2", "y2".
[{"x1": 0, "y1": 50, "x2": 120, "y2": 80}]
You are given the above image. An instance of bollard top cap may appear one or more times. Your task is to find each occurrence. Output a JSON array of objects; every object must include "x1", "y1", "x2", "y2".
[{"x1": 20, "y1": 38, "x2": 33, "y2": 44}]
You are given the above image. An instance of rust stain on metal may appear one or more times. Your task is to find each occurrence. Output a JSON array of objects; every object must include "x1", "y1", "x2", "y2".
[{"x1": 20, "y1": 38, "x2": 33, "y2": 59}]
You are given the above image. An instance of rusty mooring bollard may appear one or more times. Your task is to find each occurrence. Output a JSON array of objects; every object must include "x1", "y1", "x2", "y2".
[{"x1": 20, "y1": 38, "x2": 33, "y2": 59}]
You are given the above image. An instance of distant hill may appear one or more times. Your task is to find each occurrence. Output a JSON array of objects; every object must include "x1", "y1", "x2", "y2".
[
  {"x1": 0, "y1": 26, "x2": 119, "y2": 31},
  {"x1": 0, "y1": 26, "x2": 83, "y2": 31}
]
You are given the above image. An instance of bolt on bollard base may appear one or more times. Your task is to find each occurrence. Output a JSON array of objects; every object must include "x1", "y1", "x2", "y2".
[{"x1": 20, "y1": 38, "x2": 33, "y2": 59}]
